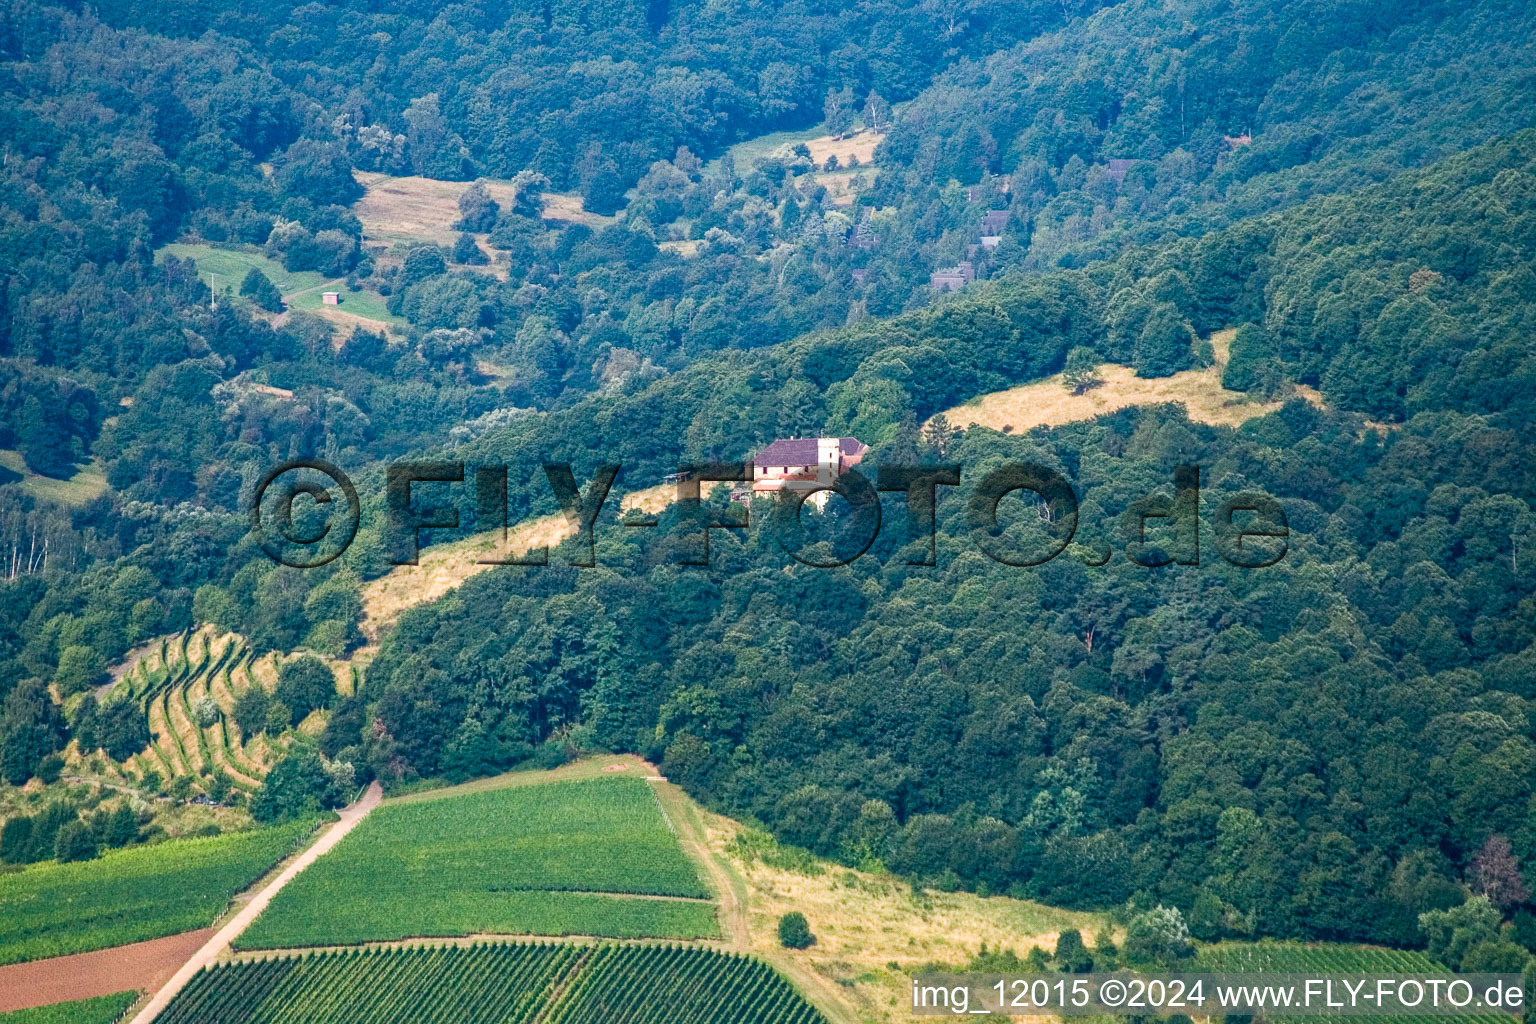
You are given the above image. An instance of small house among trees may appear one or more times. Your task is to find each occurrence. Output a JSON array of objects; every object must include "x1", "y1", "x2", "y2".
[{"x1": 930, "y1": 261, "x2": 975, "y2": 292}]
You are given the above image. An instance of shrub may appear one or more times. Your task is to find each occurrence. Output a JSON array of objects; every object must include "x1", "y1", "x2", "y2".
[
  {"x1": 453, "y1": 232, "x2": 488, "y2": 265},
  {"x1": 778, "y1": 911, "x2": 813, "y2": 949},
  {"x1": 1123, "y1": 905, "x2": 1192, "y2": 966},
  {"x1": 1054, "y1": 928, "x2": 1093, "y2": 972},
  {"x1": 192, "y1": 696, "x2": 221, "y2": 728},
  {"x1": 233, "y1": 687, "x2": 271, "y2": 737},
  {"x1": 1062, "y1": 346, "x2": 1102, "y2": 393},
  {"x1": 54, "y1": 820, "x2": 97, "y2": 863},
  {"x1": 239, "y1": 268, "x2": 284, "y2": 312}
]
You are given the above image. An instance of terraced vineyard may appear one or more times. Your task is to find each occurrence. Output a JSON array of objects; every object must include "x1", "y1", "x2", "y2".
[
  {"x1": 1199, "y1": 942, "x2": 1512, "y2": 1024},
  {"x1": 153, "y1": 943, "x2": 824, "y2": 1024},
  {"x1": 239, "y1": 776, "x2": 718, "y2": 947},
  {"x1": 109, "y1": 629, "x2": 343, "y2": 797}
]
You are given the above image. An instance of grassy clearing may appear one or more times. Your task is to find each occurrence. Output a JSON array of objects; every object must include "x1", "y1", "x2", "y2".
[
  {"x1": 0, "y1": 450, "x2": 108, "y2": 507},
  {"x1": 691, "y1": 796, "x2": 1105, "y2": 1024},
  {"x1": 0, "y1": 819, "x2": 314, "y2": 965},
  {"x1": 935, "y1": 329, "x2": 1325, "y2": 434},
  {"x1": 710, "y1": 122, "x2": 887, "y2": 175},
  {"x1": 285, "y1": 279, "x2": 401, "y2": 324},
  {"x1": 0, "y1": 993, "x2": 138, "y2": 1024},
  {"x1": 358, "y1": 482, "x2": 673, "y2": 640},
  {"x1": 352, "y1": 172, "x2": 613, "y2": 249},
  {"x1": 238, "y1": 773, "x2": 715, "y2": 948},
  {"x1": 154, "y1": 244, "x2": 399, "y2": 335},
  {"x1": 154, "y1": 244, "x2": 324, "y2": 297}
]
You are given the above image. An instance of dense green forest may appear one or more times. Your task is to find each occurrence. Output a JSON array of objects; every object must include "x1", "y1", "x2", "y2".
[{"x1": 1, "y1": 0, "x2": 1535, "y2": 965}]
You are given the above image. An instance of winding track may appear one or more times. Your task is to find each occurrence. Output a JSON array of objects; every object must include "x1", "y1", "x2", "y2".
[{"x1": 125, "y1": 782, "x2": 383, "y2": 1024}]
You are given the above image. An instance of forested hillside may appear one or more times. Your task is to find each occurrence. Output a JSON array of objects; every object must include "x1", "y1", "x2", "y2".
[
  {"x1": 353, "y1": 131, "x2": 1536, "y2": 946},
  {"x1": 1, "y1": 0, "x2": 1534, "y2": 965}
]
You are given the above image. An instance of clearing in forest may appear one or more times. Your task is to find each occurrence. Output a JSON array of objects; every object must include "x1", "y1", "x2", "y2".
[
  {"x1": 351, "y1": 172, "x2": 614, "y2": 250},
  {"x1": 358, "y1": 482, "x2": 674, "y2": 640},
  {"x1": 0, "y1": 451, "x2": 109, "y2": 507},
  {"x1": 936, "y1": 329, "x2": 1325, "y2": 434},
  {"x1": 236, "y1": 769, "x2": 718, "y2": 948}
]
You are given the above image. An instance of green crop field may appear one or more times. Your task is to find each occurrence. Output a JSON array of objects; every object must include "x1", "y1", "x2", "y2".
[
  {"x1": 152, "y1": 244, "x2": 400, "y2": 326},
  {"x1": 153, "y1": 943, "x2": 824, "y2": 1024},
  {"x1": 0, "y1": 993, "x2": 138, "y2": 1024},
  {"x1": 1198, "y1": 942, "x2": 1511, "y2": 1024},
  {"x1": 546, "y1": 944, "x2": 826, "y2": 1024},
  {"x1": 0, "y1": 819, "x2": 313, "y2": 964},
  {"x1": 237, "y1": 777, "x2": 717, "y2": 948}
]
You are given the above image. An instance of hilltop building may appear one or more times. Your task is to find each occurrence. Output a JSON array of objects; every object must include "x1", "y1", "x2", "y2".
[{"x1": 752, "y1": 437, "x2": 868, "y2": 500}]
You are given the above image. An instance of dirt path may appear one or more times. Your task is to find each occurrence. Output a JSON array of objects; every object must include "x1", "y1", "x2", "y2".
[
  {"x1": 0, "y1": 930, "x2": 213, "y2": 1013},
  {"x1": 649, "y1": 778, "x2": 751, "y2": 951},
  {"x1": 124, "y1": 782, "x2": 383, "y2": 1024}
]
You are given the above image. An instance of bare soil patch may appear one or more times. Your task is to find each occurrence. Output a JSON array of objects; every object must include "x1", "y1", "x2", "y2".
[{"x1": 0, "y1": 929, "x2": 211, "y2": 1013}]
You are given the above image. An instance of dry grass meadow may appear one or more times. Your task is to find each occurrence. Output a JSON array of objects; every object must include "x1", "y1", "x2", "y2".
[
  {"x1": 937, "y1": 329, "x2": 1324, "y2": 434},
  {"x1": 358, "y1": 482, "x2": 675, "y2": 641},
  {"x1": 670, "y1": 795, "x2": 1104, "y2": 1024},
  {"x1": 352, "y1": 172, "x2": 614, "y2": 250}
]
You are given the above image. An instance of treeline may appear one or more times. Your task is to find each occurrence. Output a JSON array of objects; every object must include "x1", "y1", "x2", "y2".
[{"x1": 0, "y1": 793, "x2": 152, "y2": 865}]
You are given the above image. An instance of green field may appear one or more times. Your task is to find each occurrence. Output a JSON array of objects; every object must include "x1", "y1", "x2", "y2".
[
  {"x1": 154, "y1": 244, "x2": 326, "y2": 297},
  {"x1": 284, "y1": 280, "x2": 401, "y2": 323},
  {"x1": 237, "y1": 777, "x2": 717, "y2": 948},
  {"x1": 0, "y1": 819, "x2": 313, "y2": 965},
  {"x1": 0, "y1": 450, "x2": 109, "y2": 507},
  {"x1": 0, "y1": 993, "x2": 138, "y2": 1024},
  {"x1": 153, "y1": 244, "x2": 401, "y2": 326},
  {"x1": 1198, "y1": 942, "x2": 1510, "y2": 1024},
  {"x1": 546, "y1": 944, "x2": 825, "y2": 1024},
  {"x1": 154, "y1": 943, "x2": 824, "y2": 1024}
]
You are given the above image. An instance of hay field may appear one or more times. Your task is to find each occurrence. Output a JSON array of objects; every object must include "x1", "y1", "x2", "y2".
[
  {"x1": 0, "y1": 451, "x2": 108, "y2": 507},
  {"x1": 937, "y1": 329, "x2": 1324, "y2": 434},
  {"x1": 358, "y1": 482, "x2": 674, "y2": 640},
  {"x1": 351, "y1": 172, "x2": 613, "y2": 249}
]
